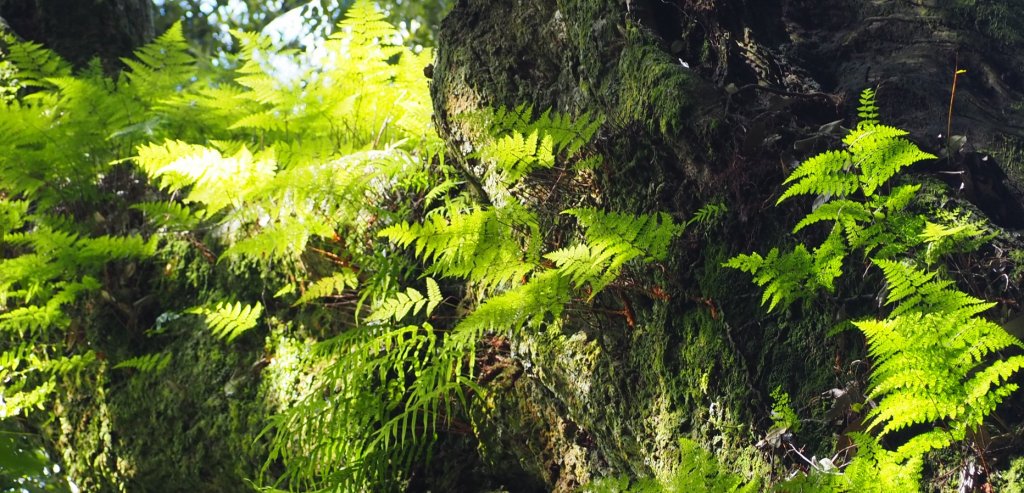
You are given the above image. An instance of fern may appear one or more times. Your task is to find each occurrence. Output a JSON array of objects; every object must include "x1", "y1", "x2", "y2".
[
  {"x1": 464, "y1": 104, "x2": 605, "y2": 196},
  {"x1": 2, "y1": 36, "x2": 72, "y2": 90},
  {"x1": 378, "y1": 205, "x2": 540, "y2": 289},
  {"x1": 724, "y1": 245, "x2": 815, "y2": 311},
  {"x1": 294, "y1": 270, "x2": 360, "y2": 306},
  {"x1": 188, "y1": 301, "x2": 263, "y2": 343},
  {"x1": 545, "y1": 208, "x2": 683, "y2": 295},
  {"x1": 113, "y1": 352, "x2": 172, "y2": 373},
  {"x1": 121, "y1": 21, "x2": 194, "y2": 99},
  {"x1": 368, "y1": 278, "x2": 443, "y2": 323},
  {"x1": 731, "y1": 88, "x2": 1024, "y2": 491}
]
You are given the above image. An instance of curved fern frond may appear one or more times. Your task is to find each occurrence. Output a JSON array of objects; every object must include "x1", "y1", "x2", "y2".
[
  {"x1": 3, "y1": 36, "x2": 71, "y2": 89},
  {"x1": 113, "y1": 352, "x2": 172, "y2": 373},
  {"x1": 122, "y1": 21, "x2": 194, "y2": 98},
  {"x1": 294, "y1": 270, "x2": 360, "y2": 306},
  {"x1": 368, "y1": 278, "x2": 443, "y2": 323},
  {"x1": 777, "y1": 150, "x2": 858, "y2": 204},
  {"x1": 378, "y1": 206, "x2": 539, "y2": 289},
  {"x1": 188, "y1": 301, "x2": 263, "y2": 343}
]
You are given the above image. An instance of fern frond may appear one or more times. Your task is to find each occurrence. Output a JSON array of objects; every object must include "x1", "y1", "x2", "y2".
[
  {"x1": 566, "y1": 208, "x2": 683, "y2": 262},
  {"x1": 724, "y1": 246, "x2": 814, "y2": 311},
  {"x1": 3, "y1": 37, "x2": 71, "y2": 89},
  {"x1": 294, "y1": 270, "x2": 359, "y2": 306},
  {"x1": 378, "y1": 206, "x2": 539, "y2": 289},
  {"x1": 136, "y1": 140, "x2": 276, "y2": 215},
  {"x1": 777, "y1": 150, "x2": 858, "y2": 204},
  {"x1": 368, "y1": 278, "x2": 443, "y2": 323},
  {"x1": 792, "y1": 199, "x2": 869, "y2": 233},
  {"x1": 846, "y1": 125, "x2": 935, "y2": 197},
  {"x1": 857, "y1": 88, "x2": 879, "y2": 128},
  {"x1": 189, "y1": 301, "x2": 263, "y2": 342},
  {"x1": 113, "y1": 352, "x2": 172, "y2": 373},
  {"x1": 132, "y1": 201, "x2": 199, "y2": 230},
  {"x1": 855, "y1": 261, "x2": 1024, "y2": 455},
  {"x1": 122, "y1": 21, "x2": 194, "y2": 98}
]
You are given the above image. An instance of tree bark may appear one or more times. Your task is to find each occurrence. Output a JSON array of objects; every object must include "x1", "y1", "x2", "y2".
[
  {"x1": 0, "y1": 0, "x2": 154, "y2": 72},
  {"x1": 430, "y1": 0, "x2": 1024, "y2": 490}
]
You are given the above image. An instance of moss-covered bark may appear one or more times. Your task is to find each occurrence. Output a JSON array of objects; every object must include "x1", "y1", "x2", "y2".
[{"x1": 430, "y1": 0, "x2": 1024, "y2": 490}]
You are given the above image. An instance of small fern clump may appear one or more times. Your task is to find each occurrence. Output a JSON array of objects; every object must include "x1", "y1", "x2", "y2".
[
  {"x1": 726, "y1": 90, "x2": 933, "y2": 309},
  {"x1": 728, "y1": 89, "x2": 1024, "y2": 490}
]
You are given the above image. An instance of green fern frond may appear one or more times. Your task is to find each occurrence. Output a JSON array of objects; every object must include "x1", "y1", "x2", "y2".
[
  {"x1": 478, "y1": 129, "x2": 555, "y2": 183},
  {"x1": 777, "y1": 150, "x2": 858, "y2": 204},
  {"x1": 337, "y1": 0, "x2": 401, "y2": 44},
  {"x1": 136, "y1": 140, "x2": 276, "y2": 215},
  {"x1": 3, "y1": 37, "x2": 71, "y2": 89},
  {"x1": 857, "y1": 88, "x2": 879, "y2": 128},
  {"x1": 368, "y1": 278, "x2": 443, "y2": 323},
  {"x1": 378, "y1": 206, "x2": 539, "y2": 289},
  {"x1": 113, "y1": 352, "x2": 172, "y2": 373},
  {"x1": 189, "y1": 301, "x2": 263, "y2": 343},
  {"x1": 792, "y1": 199, "x2": 869, "y2": 233},
  {"x1": 854, "y1": 261, "x2": 1024, "y2": 457},
  {"x1": 28, "y1": 351, "x2": 96, "y2": 375},
  {"x1": 132, "y1": 201, "x2": 199, "y2": 230},
  {"x1": 543, "y1": 208, "x2": 683, "y2": 297},
  {"x1": 846, "y1": 124, "x2": 935, "y2": 197},
  {"x1": 724, "y1": 246, "x2": 814, "y2": 311},
  {"x1": 121, "y1": 21, "x2": 194, "y2": 97},
  {"x1": 294, "y1": 270, "x2": 359, "y2": 306},
  {"x1": 688, "y1": 202, "x2": 728, "y2": 228},
  {"x1": 566, "y1": 207, "x2": 683, "y2": 262}
]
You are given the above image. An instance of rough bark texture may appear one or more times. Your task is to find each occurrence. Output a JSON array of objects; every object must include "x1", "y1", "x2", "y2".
[
  {"x1": 0, "y1": 0, "x2": 154, "y2": 72},
  {"x1": 430, "y1": 0, "x2": 1024, "y2": 490}
]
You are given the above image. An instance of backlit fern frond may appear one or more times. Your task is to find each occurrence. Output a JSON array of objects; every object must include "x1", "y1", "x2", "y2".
[
  {"x1": 725, "y1": 246, "x2": 815, "y2": 312},
  {"x1": 294, "y1": 270, "x2": 360, "y2": 306},
  {"x1": 567, "y1": 207, "x2": 683, "y2": 262},
  {"x1": 337, "y1": 0, "x2": 402, "y2": 45},
  {"x1": 121, "y1": 21, "x2": 194, "y2": 98},
  {"x1": 846, "y1": 124, "x2": 935, "y2": 197},
  {"x1": 113, "y1": 352, "x2": 172, "y2": 374},
  {"x1": 777, "y1": 150, "x2": 859, "y2": 204},
  {"x1": 136, "y1": 140, "x2": 276, "y2": 216},
  {"x1": 873, "y1": 259, "x2": 982, "y2": 317},
  {"x1": 189, "y1": 301, "x2": 263, "y2": 343},
  {"x1": 378, "y1": 206, "x2": 540, "y2": 289},
  {"x1": 544, "y1": 208, "x2": 683, "y2": 297},
  {"x1": 468, "y1": 104, "x2": 605, "y2": 189},
  {"x1": 856, "y1": 88, "x2": 880, "y2": 128},
  {"x1": 367, "y1": 278, "x2": 442, "y2": 323},
  {"x1": 844, "y1": 253, "x2": 1024, "y2": 461},
  {"x1": 131, "y1": 201, "x2": 200, "y2": 230},
  {"x1": 2, "y1": 36, "x2": 71, "y2": 89}
]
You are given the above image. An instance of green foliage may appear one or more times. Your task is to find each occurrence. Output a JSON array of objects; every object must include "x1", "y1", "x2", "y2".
[
  {"x1": 463, "y1": 103, "x2": 605, "y2": 201},
  {"x1": 770, "y1": 387, "x2": 801, "y2": 433},
  {"x1": 378, "y1": 205, "x2": 541, "y2": 289},
  {"x1": 730, "y1": 89, "x2": 1023, "y2": 490},
  {"x1": 582, "y1": 438, "x2": 760, "y2": 493},
  {"x1": 548, "y1": 208, "x2": 684, "y2": 295},
  {"x1": 726, "y1": 90, "x2": 934, "y2": 312},
  {"x1": 113, "y1": 352, "x2": 173, "y2": 373},
  {"x1": 856, "y1": 260, "x2": 1024, "y2": 459},
  {"x1": 368, "y1": 278, "x2": 443, "y2": 323},
  {"x1": 189, "y1": 301, "x2": 264, "y2": 342}
]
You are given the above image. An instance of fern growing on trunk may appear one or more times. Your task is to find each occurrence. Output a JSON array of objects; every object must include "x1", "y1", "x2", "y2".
[{"x1": 728, "y1": 89, "x2": 1023, "y2": 490}]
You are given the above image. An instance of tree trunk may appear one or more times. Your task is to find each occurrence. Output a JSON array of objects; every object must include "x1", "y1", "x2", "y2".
[
  {"x1": 0, "y1": 0, "x2": 154, "y2": 72},
  {"x1": 429, "y1": 0, "x2": 1024, "y2": 490}
]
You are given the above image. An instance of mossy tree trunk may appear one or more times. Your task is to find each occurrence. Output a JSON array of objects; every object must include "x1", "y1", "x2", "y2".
[
  {"x1": 0, "y1": 0, "x2": 154, "y2": 72},
  {"x1": 429, "y1": 0, "x2": 1024, "y2": 490}
]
